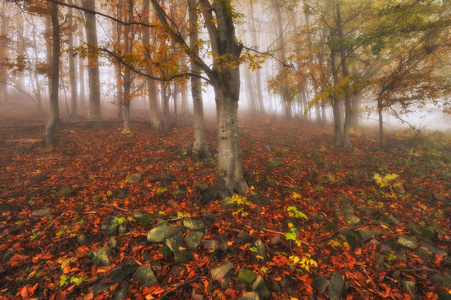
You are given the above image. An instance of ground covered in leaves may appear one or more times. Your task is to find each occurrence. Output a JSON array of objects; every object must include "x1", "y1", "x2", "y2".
[{"x1": 1, "y1": 113, "x2": 451, "y2": 300}]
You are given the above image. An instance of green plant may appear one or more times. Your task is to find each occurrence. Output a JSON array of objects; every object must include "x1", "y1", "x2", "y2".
[
  {"x1": 286, "y1": 223, "x2": 303, "y2": 247},
  {"x1": 249, "y1": 247, "x2": 264, "y2": 261},
  {"x1": 373, "y1": 173, "x2": 403, "y2": 192},
  {"x1": 287, "y1": 206, "x2": 308, "y2": 220},
  {"x1": 120, "y1": 128, "x2": 134, "y2": 137},
  {"x1": 177, "y1": 211, "x2": 190, "y2": 218},
  {"x1": 156, "y1": 187, "x2": 168, "y2": 195},
  {"x1": 30, "y1": 231, "x2": 42, "y2": 240}
]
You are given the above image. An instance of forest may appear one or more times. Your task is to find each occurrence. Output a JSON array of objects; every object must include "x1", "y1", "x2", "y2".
[{"x1": 0, "y1": 0, "x2": 450, "y2": 299}]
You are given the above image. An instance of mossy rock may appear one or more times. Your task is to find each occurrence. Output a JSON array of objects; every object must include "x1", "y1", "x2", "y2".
[
  {"x1": 340, "y1": 229, "x2": 362, "y2": 249},
  {"x1": 236, "y1": 268, "x2": 258, "y2": 285},
  {"x1": 158, "y1": 246, "x2": 173, "y2": 259}
]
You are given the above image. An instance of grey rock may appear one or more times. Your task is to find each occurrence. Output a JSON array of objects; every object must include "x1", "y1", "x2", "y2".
[
  {"x1": 56, "y1": 186, "x2": 72, "y2": 197},
  {"x1": 254, "y1": 239, "x2": 268, "y2": 261},
  {"x1": 92, "y1": 247, "x2": 112, "y2": 266},
  {"x1": 77, "y1": 234, "x2": 93, "y2": 246},
  {"x1": 133, "y1": 265, "x2": 158, "y2": 287},
  {"x1": 238, "y1": 292, "x2": 260, "y2": 300},
  {"x1": 379, "y1": 215, "x2": 400, "y2": 225},
  {"x1": 174, "y1": 250, "x2": 194, "y2": 263},
  {"x1": 202, "y1": 239, "x2": 219, "y2": 250},
  {"x1": 340, "y1": 229, "x2": 362, "y2": 248},
  {"x1": 108, "y1": 237, "x2": 119, "y2": 249},
  {"x1": 183, "y1": 218, "x2": 205, "y2": 230},
  {"x1": 147, "y1": 222, "x2": 183, "y2": 243},
  {"x1": 419, "y1": 242, "x2": 448, "y2": 257},
  {"x1": 395, "y1": 253, "x2": 407, "y2": 261},
  {"x1": 219, "y1": 273, "x2": 232, "y2": 289},
  {"x1": 101, "y1": 216, "x2": 120, "y2": 236},
  {"x1": 118, "y1": 225, "x2": 127, "y2": 235},
  {"x1": 185, "y1": 231, "x2": 204, "y2": 250},
  {"x1": 427, "y1": 274, "x2": 451, "y2": 288},
  {"x1": 327, "y1": 272, "x2": 344, "y2": 300},
  {"x1": 166, "y1": 236, "x2": 187, "y2": 253},
  {"x1": 131, "y1": 211, "x2": 147, "y2": 219},
  {"x1": 398, "y1": 235, "x2": 418, "y2": 249},
  {"x1": 402, "y1": 280, "x2": 417, "y2": 299},
  {"x1": 252, "y1": 275, "x2": 266, "y2": 291},
  {"x1": 368, "y1": 239, "x2": 381, "y2": 246},
  {"x1": 255, "y1": 285, "x2": 271, "y2": 300},
  {"x1": 343, "y1": 215, "x2": 361, "y2": 226},
  {"x1": 127, "y1": 173, "x2": 141, "y2": 184},
  {"x1": 376, "y1": 255, "x2": 385, "y2": 271},
  {"x1": 358, "y1": 229, "x2": 381, "y2": 242},
  {"x1": 92, "y1": 260, "x2": 138, "y2": 295},
  {"x1": 335, "y1": 204, "x2": 354, "y2": 217},
  {"x1": 392, "y1": 270, "x2": 401, "y2": 279},
  {"x1": 31, "y1": 207, "x2": 52, "y2": 217},
  {"x1": 113, "y1": 281, "x2": 129, "y2": 300},
  {"x1": 211, "y1": 261, "x2": 234, "y2": 280},
  {"x1": 357, "y1": 206, "x2": 375, "y2": 216},
  {"x1": 237, "y1": 231, "x2": 253, "y2": 244},
  {"x1": 236, "y1": 268, "x2": 258, "y2": 285},
  {"x1": 312, "y1": 275, "x2": 329, "y2": 293},
  {"x1": 433, "y1": 193, "x2": 446, "y2": 202},
  {"x1": 268, "y1": 277, "x2": 280, "y2": 292}
]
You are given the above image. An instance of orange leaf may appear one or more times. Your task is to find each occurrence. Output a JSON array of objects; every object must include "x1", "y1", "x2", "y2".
[
  {"x1": 20, "y1": 286, "x2": 28, "y2": 299},
  {"x1": 63, "y1": 264, "x2": 71, "y2": 274}
]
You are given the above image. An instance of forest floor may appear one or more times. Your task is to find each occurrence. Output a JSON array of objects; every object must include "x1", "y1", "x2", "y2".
[{"x1": 1, "y1": 108, "x2": 451, "y2": 300}]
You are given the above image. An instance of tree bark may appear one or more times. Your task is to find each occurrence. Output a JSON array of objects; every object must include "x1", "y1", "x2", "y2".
[
  {"x1": 0, "y1": 3, "x2": 8, "y2": 105},
  {"x1": 45, "y1": 3, "x2": 60, "y2": 145},
  {"x1": 82, "y1": 0, "x2": 102, "y2": 121},
  {"x1": 335, "y1": 2, "x2": 352, "y2": 148},
  {"x1": 78, "y1": 28, "x2": 86, "y2": 109},
  {"x1": 330, "y1": 42, "x2": 342, "y2": 146},
  {"x1": 188, "y1": 0, "x2": 210, "y2": 161},
  {"x1": 378, "y1": 98, "x2": 385, "y2": 149},
  {"x1": 68, "y1": 8, "x2": 78, "y2": 119},
  {"x1": 143, "y1": 0, "x2": 162, "y2": 129}
]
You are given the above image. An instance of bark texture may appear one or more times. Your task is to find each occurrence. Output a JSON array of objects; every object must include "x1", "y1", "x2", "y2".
[{"x1": 82, "y1": 0, "x2": 102, "y2": 120}]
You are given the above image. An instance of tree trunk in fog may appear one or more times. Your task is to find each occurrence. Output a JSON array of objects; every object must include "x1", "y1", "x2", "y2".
[
  {"x1": 321, "y1": 100, "x2": 327, "y2": 125},
  {"x1": 188, "y1": 0, "x2": 210, "y2": 161},
  {"x1": 30, "y1": 20, "x2": 44, "y2": 111},
  {"x1": 45, "y1": 3, "x2": 60, "y2": 145},
  {"x1": 115, "y1": 62, "x2": 123, "y2": 120},
  {"x1": 351, "y1": 92, "x2": 360, "y2": 128},
  {"x1": 180, "y1": 56, "x2": 189, "y2": 114},
  {"x1": 68, "y1": 8, "x2": 78, "y2": 119},
  {"x1": 122, "y1": 0, "x2": 135, "y2": 131},
  {"x1": 162, "y1": 82, "x2": 170, "y2": 133},
  {"x1": 248, "y1": 0, "x2": 264, "y2": 113},
  {"x1": 0, "y1": 3, "x2": 8, "y2": 104},
  {"x1": 378, "y1": 98, "x2": 385, "y2": 148},
  {"x1": 244, "y1": 67, "x2": 256, "y2": 111},
  {"x1": 143, "y1": 0, "x2": 162, "y2": 129},
  {"x1": 198, "y1": 0, "x2": 248, "y2": 202},
  {"x1": 82, "y1": 0, "x2": 102, "y2": 121},
  {"x1": 330, "y1": 42, "x2": 343, "y2": 146},
  {"x1": 336, "y1": 2, "x2": 352, "y2": 148},
  {"x1": 78, "y1": 28, "x2": 85, "y2": 109},
  {"x1": 15, "y1": 12, "x2": 25, "y2": 91}
]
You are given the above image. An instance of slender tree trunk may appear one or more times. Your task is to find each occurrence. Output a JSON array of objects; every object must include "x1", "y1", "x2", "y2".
[
  {"x1": 189, "y1": 0, "x2": 210, "y2": 160},
  {"x1": 244, "y1": 67, "x2": 257, "y2": 111},
  {"x1": 115, "y1": 62, "x2": 123, "y2": 120},
  {"x1": 248, "y1": 0, "x2": 264, "y2": 113},
  {"x1": 78, "y1": 28, "x2": 85, "y2": 109},
  {"x1": 68, "y1": 8, "x2": 78, "y2": 119},
  {"x1": 0, "y1": 3, "x2": 8, "y2": 105},
  {"x1": 45, "y1": 3, "x2": 60, "y2": 145},
  {"x1": 378, "y1": 98, "x2": 385, "y2": 148},
  {"x1": 82, "y1": 0, "x2": 102, "y2": 120},
  {"x1": 330, "y1": 43, "x2": 342, "y2": 146},
  {"x1": 351, "y1": 92, "x2": 360, "y2": 128},
  {"x1": 162, "y1": 82, "x2": 170, "y2": 133},
  {"x1": 180, "y1": 56, "x2": 189, "y2": 114},
  {"x1": 336, "y1": 2, "x2": 352, "y2": 148}
]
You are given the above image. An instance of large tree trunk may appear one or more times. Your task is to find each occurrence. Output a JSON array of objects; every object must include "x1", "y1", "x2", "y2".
[
  {"x1": 189, "y1": 0, "x2": 210, "y2": 160},
  {"x1": 336, "y1": 2, "x2": 352, "y2": 148},
  {"x1": 82, "y1": 0, "x2": 102, "y2": 120},
  {"x1": 199, "y1": 0, "x2": 248, "y2": 202},
  {"x1": 143, "y1": 0, "x2": 162, "y2": 129},
  {"x1": 68, "y1": 8, "x2": 78, "y2": 119},
  {"x1": 45, "y1": 3, "x2": 60, "y2": 145}
]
